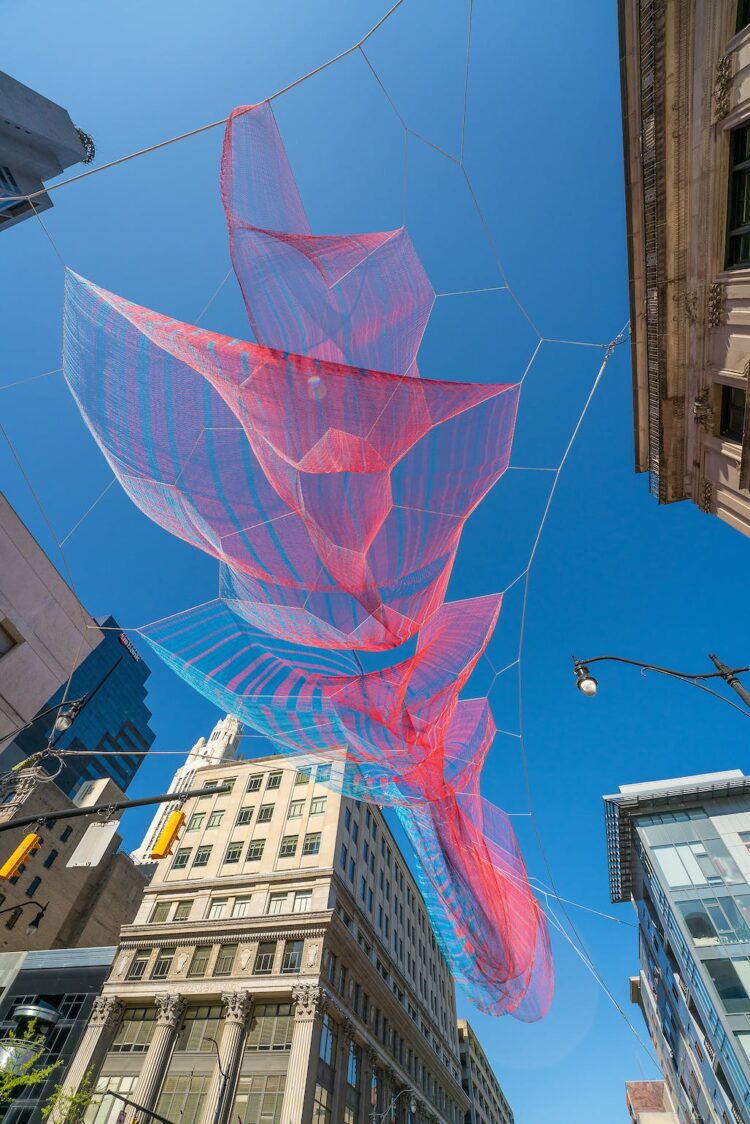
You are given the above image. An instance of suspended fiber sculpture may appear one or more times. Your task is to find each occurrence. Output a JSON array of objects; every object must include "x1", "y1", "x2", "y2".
[{"x1": 63, "y1": 101, "x2": 553, "y2": 1020}]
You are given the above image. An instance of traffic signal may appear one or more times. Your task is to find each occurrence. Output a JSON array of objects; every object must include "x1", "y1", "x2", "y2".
[
  {"x1": 150, "y1": 811, "x2": 185, "y2": 860},
  {"x1": 0, "y1": 833, "x2": 42, "y2": 879}
]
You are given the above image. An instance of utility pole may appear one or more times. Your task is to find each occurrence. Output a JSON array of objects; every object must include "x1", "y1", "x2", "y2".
[{"x1": 708, "y1": 653, "x2": 750, "y2": 710}]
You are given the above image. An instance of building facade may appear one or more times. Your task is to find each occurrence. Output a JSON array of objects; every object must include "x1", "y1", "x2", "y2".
[
  {"x1": 456, "y1": 1020, "x2": 513, "y2": 1124},
  {"x1": 0, "y1": 774, "x2": 148, "y2": 953},
  {"x1": 0, "y1": 945, "x2": 116, "y2": 1124},
  {"x1": 55, "y1": 754, "x2": 468, "y2": 1124},
  {"x1": 0, "y1": 492, "x2": 155, "y2": 797},
  {"x1": 0, "y1": 71, "x2": 93, "y2": 233},
  {"x1": 626, "y1": 1080, "x2": 680, "y2": 1122},
  {"x1": 131, "y1": 715, "x2": 242, "y2": 867},
  {"x1": 620, "y1": 0, "x2": 750, "y2": 534},
  {"x1": 605, "y1": 770, "x2": 750, "y2": 1123}
]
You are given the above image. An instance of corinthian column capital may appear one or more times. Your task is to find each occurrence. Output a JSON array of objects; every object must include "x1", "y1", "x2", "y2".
[
  {"x1": 291, "y1": 983, "x2": 327, "y2": 1020},
  {"x1": 222, "y1": 990, "x2": 254, "y2": 1026},
  {"x1": 154, "y1": 993, "x2": 186, "y2": 1029},
  {"x1": 89, "y1": 996, "x2": 123, "y2": 1029}
]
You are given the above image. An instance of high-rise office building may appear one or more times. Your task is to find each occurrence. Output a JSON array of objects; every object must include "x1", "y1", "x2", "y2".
[
  {"x1": 0, "y1": 492, "x2": 155, "y2": 798},
  {"x1": 131, "y1": 715, "x2": 242, "y2": 867},
  {"x1": 0, "y1": 71, "x2": 93, "y2": 233},
  {"x1": 54, "y1": 753, "x2": 468, "y2": 1124},
  {"x1": 604, "y1": 770, "x2": 750, "y2": 1124},
  {"x1": 456, "y1": 1019, "x2": 513, "y2": 1124}
]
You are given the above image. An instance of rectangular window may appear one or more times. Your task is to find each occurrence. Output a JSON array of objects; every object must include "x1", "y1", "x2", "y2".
[
  {"x1": 279, "y1": 834, "x2": 298, "y2": 858},
  {"x1": 267, "y1": 772, "x2": 282, "y2": 790},
  {"x1": 150, "y1": 901, "x2": 172, "y2": 924},
  {"x1": 345, "y1": 807, "x2": 351, "y2": 830},
  {"x1": 652, "y1": 840, "x2": 744, "y2": 889},
  {"x1": 186, "y1": 813, "x2": 205, "y2": 832},
  {"x1": 720, "y1": 385, "x2": 746, "y2": 443},
  {"x1": 233, "y1": 896, "x2": 252, "y2": 917},
  {"x1": 188, "y1": 947, "x2": 212, "y2": 977},
  {"x1": 233, "y1": 1075, "x2": 286, "y2": 1123},
  {"x1": 25, "y1": 875, "x2": 41, "y2": 897},
  {"x1": 151, "y1": 947, "x2": 176, "y2": 979},
  {"x1": 288, "y1": 800, "x2": 305, "y2": 818},
  {"x1": 156, "y1": 1075, "x2": 209, "y2": 1124},
  {"x1": 174, "y1": 900, "x2": 192, "y2": 921},
  {"x1": 295, "y1": 768, "x2": 311, "y2": 785},
  {"x1": 193, "y1": 846, "x2": 212, "y2": 867},
  {"x1": 347, "y1": 1040, "x2": 360, "y2": 1087},
  {"x1": 60, "y1": 826, "x2": 73, "y2": 842},
  {"x1": 310, "y1": 796, "x2": 326, "y2": 815},
  {"x1": 173, "y1": 848, "x2": 191, "y2": 869},
  {"x1": 110, "y1": 1007, "x2": 156, "y2": 1053},
  {"x1": 208, "y1": 899, "x2": 227, "y2": 920},
  {"x1": 43, "y1": 849, "x2": 58, "y2": 870},
  {"x1": 268, "y1": 893, "x2": 288, "y2": 915},
  {"x1": 175, "y1": 1005, "x2": 224, "y2": 1052},
  {"x1": 281, "y1": 939, "x2": 304, "y2": 973},
  {"x1": 313, "y1": 1083, "x2": 332, "y2": 1123},
  {"x1": 319, "y1": 1013, "x2": 338, "y2": 1066},
  {"x1": 213, "y1": 943, "x2": 238, "y2": 977},
  {"x1": 738, "y1": 0, "x2": 750, "y2": 34},
  {"x1": 706, "y1": 957, "x2": 750, "y2": 1012},
  {"x1": 303, "y1": 832, "x2": 321, "y2": 856},
  {"x1": 360, "y1": 876, "x2": 366, "y2": 901},
  {"x1": 247, "y1": 839, "x2": 265, "y2": 861},
  {"x1": 293, "y1": 890, "x2": 312, "y2": 913},
  {"x1": 340, "y1": 844, "x2": 348, "y2": 870},
  {"x1": 728, "y1": 124, "x2": 750, "y2": 267},
  {"x1": 258, "y1": 804, "x2": 274, "y2": 823},
  {"x1": 351, "y1": 821, "x2": 359, "y2": 844},
  {"x1": 224, "y1": 842, "x2": 242, "y2": 865},
  {"x1": 236, "y1": 807, "x2": 253, "y2": 826},
  {"x1": 207, "y1": 810, "x2": 224, "y2": 829},
  {"x1": 247, "y1": 774, "x2": 262, "y2": 792},
  {"x1": 254, "y1": 941, "x2": 277, "y2": 975},
  {"x1": 245, "y1": 1004, "x2": 294, "y2": 1051},
  {"x1": 348, "y1": 857, "x2": 355, "y2": 881},
  {"x1": 126, "y1": 952, "x2": 149, "y2": 980},
  {"x1": 317, "y1": 764, "x2": 332, "y2": 783}
]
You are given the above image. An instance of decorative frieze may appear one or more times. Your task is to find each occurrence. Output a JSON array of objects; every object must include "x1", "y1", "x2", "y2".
[
  {"x1": 708, "y1": 282, "x2": 726, "y2": 328},
  {"x1": 714, "y1": 54, "x2": 733, "y2": 121},
  {"x1": 700, "y1": 481, "x2": 713, "y2": 514},
  {"x1": 118, "y1": 925, "x2": 326, "y2": 951},
  {"x1": 693, "y1": 386, "x2": 713, "y2": 430}
]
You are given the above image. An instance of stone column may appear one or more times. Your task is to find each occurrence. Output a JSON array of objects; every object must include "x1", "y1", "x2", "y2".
[
  {"x1": 132, "y1": 993, "x2": 186, "y2": 1113},
  {"x1": 330, "y1": 1018, "x2": 354, "y2": 1123},
  {"x1": 47, "y1": 996, "x2": 123, "y2": 1124},
  {"x1": 278, "y1": 985, "x2": 327, "y2": 1124},
  {"x1": 199, "y1": 991, "x2": 253, "y2": 1124}
]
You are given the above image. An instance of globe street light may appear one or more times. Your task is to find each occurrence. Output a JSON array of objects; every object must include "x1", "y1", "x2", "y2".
[{"x1": 571, "y1": 652, "x2": 750, "y2": 715}]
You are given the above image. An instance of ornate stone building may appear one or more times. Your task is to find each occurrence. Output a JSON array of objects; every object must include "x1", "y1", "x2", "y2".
[
  {"x1": 620, "y1": 0, "x2": 750, "y2": 534},
  {"x1": 456, "y1": 1020, "x2": 513, "y2": 1124},
  {"x1": 56, "y1": 754, "x2": 468, "y2": 1124}
]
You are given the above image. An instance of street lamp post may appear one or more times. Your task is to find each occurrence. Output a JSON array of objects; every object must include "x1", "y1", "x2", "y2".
[
  {"x1": 572, "y1": 652, "x2": 750, "y2": 714},
  {"x1": 206, "y1": 1037, "x2": 229, "y2": 1124},
  {"x1": 0, "y1": 899, "x2": 48, "y2": 934},
  {"x1": 371, "y1": 1087, "x2": 418, "y2": 1123}
]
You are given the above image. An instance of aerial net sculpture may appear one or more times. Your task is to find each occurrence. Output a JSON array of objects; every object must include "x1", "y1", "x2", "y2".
[{"x1": 63, "y1": 100, "x2": 553, "y2": 1020}]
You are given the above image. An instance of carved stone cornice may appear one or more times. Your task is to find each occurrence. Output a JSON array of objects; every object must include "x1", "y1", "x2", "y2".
[
  {"x1": 693, "y1": 386, "x2": 714, "y2": 430},
  {"x1": 339, "y1": 1017, "x2": 355, "y2": 1046},
  {"x1": 714, "y1": 53, "x2": 733, "y2": 121},
  {"x1": 292, "y1": 983, "x2": 327, "y2": 1020},
  {"x1": 89, "y1": 996, "x2": 123, "y2": 1029},
  {"x1": 154, "y1": 993, "x2": 186, "y2": 1029},
  {"x1": 118, "y1": 926, "x2": 326, "y2": 951},
  {"x1": 222, "y1": 990, "x2": 253, "y2": 1026}
]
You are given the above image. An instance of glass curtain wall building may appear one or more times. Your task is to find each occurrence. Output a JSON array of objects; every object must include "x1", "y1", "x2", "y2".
[
  {"x1": 605, "y1": 771, "x2": 750, "y2": 1124},
  {"x1": 9, "y1": 616, "x2": 154, "y2": 798}
]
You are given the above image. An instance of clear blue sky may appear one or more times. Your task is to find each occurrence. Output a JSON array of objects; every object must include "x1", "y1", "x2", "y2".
[{"x1": 2, "y1": 2, "x2": 747, "y2": 1120}]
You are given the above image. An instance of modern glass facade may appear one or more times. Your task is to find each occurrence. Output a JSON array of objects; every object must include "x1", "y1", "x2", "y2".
[
  {"x1": 605, "y1": 773, "x2": 750, "y2": 1124},
  {"x1": 8, "y1": 616, "x2": 154, "y2": 797}
]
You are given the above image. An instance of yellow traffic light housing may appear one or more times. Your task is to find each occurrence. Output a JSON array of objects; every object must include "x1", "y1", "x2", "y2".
[
  {"x1": 150, "y1": 811, "x2": 185, "y2": 860},
  {"x1": 0, "y1": 833, "x2": 42, "y2": 879}
]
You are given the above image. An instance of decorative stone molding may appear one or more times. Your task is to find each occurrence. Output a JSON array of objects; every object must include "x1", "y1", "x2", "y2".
[
  {"x1": 700, "y1": 481, "x2": 713, "y2": 514},
  {"x1": 154, "y1": 993, "x2": 186, "y2": 1029},
  {"x1": 89, "y1": 996, "x2": 123, "y2": 1029},
  {"x1": 340, "y1": 1017, "x2": 355, "y2": 1046},
  {"x1": 684, "y1": 289, "x2": 698, "y2": 324},
  {"x1": 714, "y1": 54, "x2": 733, "y2": 121},
  {"x1": 693, "y1": 386, "x2": 714, "y2": 430},
  {"x1": 222, "y1": 990, "x2": 253, "y2": 1026},
  {"x1": 118, "y1": 925, "x2": 326, "y2": 951},
  {"x1": 292, "y1": 984, "x2": 326, "y2": 1020},
  {"x1": 708, "y1": 282, "x2": 726, "y2": 328}
]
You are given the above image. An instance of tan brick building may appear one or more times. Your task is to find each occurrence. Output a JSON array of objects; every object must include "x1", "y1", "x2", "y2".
[
  {"x1": 621, "y1": 0, "x2": 750, "y2": 534},
  {"x1": 56, "y1": 753, "x2": 468, "y2": 1124}
]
